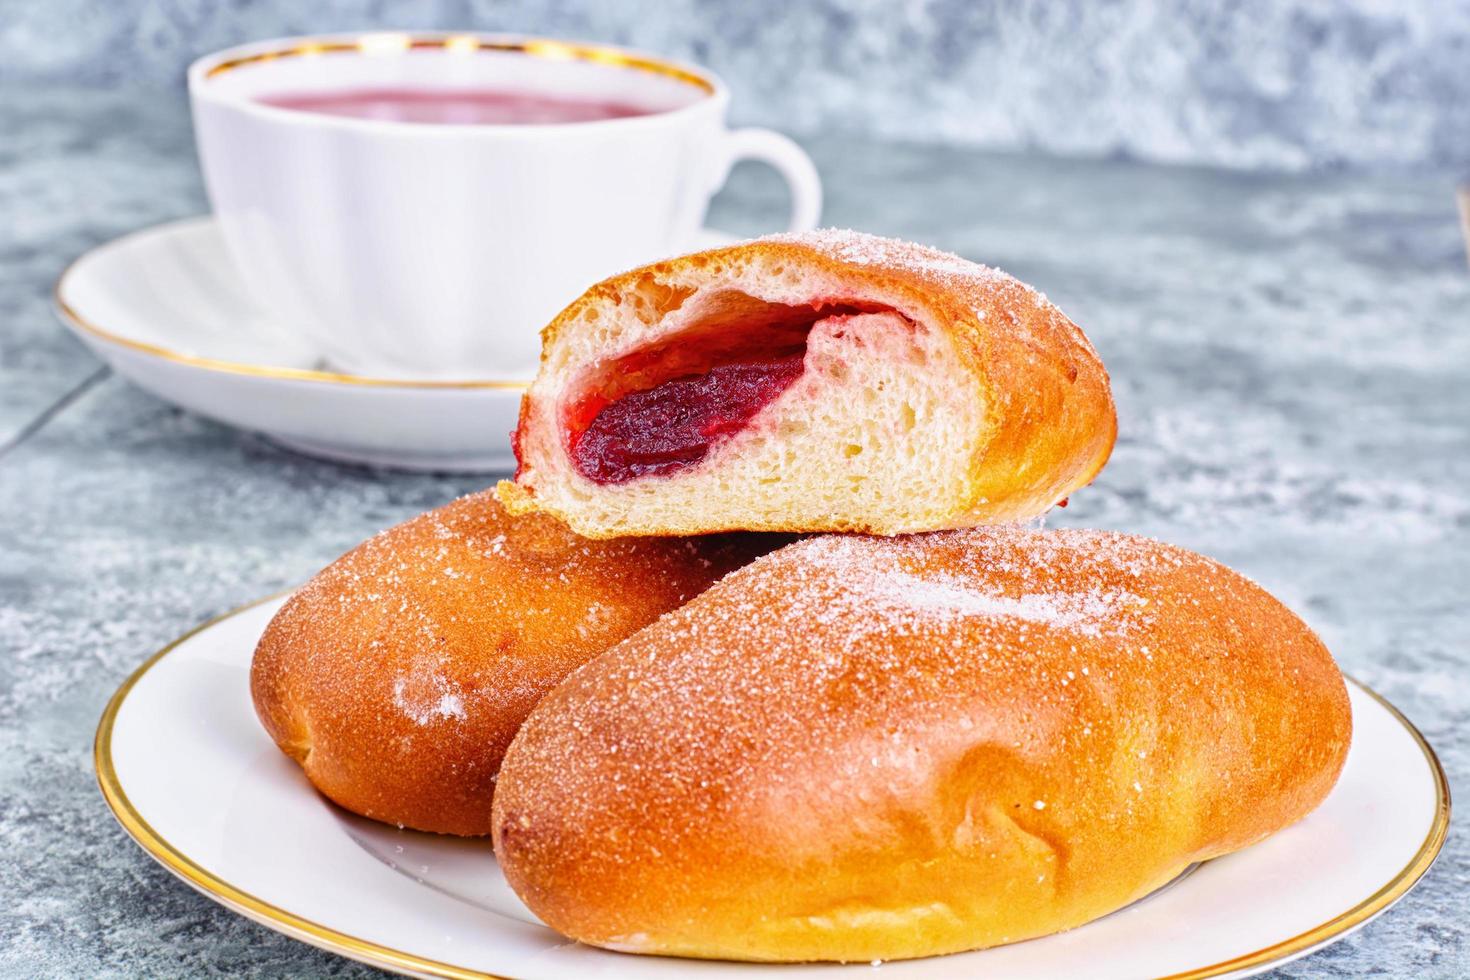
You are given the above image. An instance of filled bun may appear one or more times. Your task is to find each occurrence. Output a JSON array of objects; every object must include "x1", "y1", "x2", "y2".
[
  {"x1": 500, "y1": 229, "x2": 1115, "y2": 537},
  {"x1": 251, "y1": 490, "x2": 775, "y2": 836},
  {"x1": 493, "y1": 527, "x2": 1350, "y2": 961}
]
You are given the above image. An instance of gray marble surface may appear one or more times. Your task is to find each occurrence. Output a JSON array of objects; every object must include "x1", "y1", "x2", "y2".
[
  {"x1": 4, "y1": 1, "x2": 1470, "y2": 171},
  {"x1": 0, "y1": 86, "x2": 1465, "y2": 977}
]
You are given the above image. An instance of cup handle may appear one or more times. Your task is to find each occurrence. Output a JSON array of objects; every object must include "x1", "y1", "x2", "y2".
[{"x1": 715, "y1": 128, "x2": 823, "y2": 232}]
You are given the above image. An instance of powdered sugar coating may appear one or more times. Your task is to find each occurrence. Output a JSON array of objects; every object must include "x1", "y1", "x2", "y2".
[
  {"x1": 503, "y1": 528, "x2": 1206, "y2": 835},
  {"x1": 511, "y1": 528, "x2": 1195, "y2": 810},
  {"x1": 767, "y1": 227, "x2": 1023, "y2": 297},
  {"x1": 493, "y1": 526, "x2": 1351, "y2": 960},
  {"x1": 792, "y1": 531, "x2": 1153, "y2": 640},
  {"x1": 250, "y1": 489, "x2": 778, "y2": 835},
  {"x1": 271, "y1": 495, "x2": 762, "y2": 732},
  {"x1": 760, "y1": 228, "x2": 1093, "y2": 357},
  {"x1": 392, "y1": 673, "x2": 467, "y2": 727}
]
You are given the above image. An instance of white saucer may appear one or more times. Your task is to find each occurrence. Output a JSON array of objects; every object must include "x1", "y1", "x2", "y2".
[
  {"x1": 96, "y1": 595, "x2": 1448, "y2": 980},
  {"x1": 55, "y1": 218, "x2": 734, "y2": 472}
]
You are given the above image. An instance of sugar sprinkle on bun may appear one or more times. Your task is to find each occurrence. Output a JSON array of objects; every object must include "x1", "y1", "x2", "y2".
[
  {"x1": 493, "y1": 527, "x2": 1350, "y2": 961},
  {"x1": 251, "y1": 490, "x2": 776, "y2": 836}
]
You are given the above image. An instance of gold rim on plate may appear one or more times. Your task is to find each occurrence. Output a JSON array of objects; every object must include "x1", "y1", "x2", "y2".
[
  {"x1": 94, "y1": 593, "x2": 499, "y2": 980},
  {"x1": 95, "y1": 596, "x2": 1451, "y2": 980}
]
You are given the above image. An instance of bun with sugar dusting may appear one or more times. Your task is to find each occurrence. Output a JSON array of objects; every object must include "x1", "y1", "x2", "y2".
[
  {"x1": 498, "y1": 229, "x2": 1116, "y2": 538},
  {"x1": 493, "y1": 527, "x2": 1351, "y2": 962},
  {"x1": 250, "y1": 490, "x2": 776, "y2": 836}
]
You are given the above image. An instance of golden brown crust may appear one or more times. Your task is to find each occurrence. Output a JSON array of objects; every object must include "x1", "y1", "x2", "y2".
[
  {"x1": 250, "y1": 490, "x2": 777, "y2": 836},
  {"x1": 492, "y1": 527, "x2": 1351, "y2": 961},
  {"x1": 504, "y1": 230, "x2": 1117, "y2": 534}
]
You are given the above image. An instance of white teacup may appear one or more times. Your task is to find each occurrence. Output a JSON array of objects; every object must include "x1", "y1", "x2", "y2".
[{"x1": 188, "y1": 32, "x2": 821, "y2": 380}]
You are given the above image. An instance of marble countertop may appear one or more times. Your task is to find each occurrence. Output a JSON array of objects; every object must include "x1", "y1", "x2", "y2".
[{"x1": 1, "y1": 86, "x2": 1464, "y2": 978}]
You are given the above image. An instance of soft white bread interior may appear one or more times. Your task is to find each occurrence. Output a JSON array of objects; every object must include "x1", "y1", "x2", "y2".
[
  {"x1": 492, "y1": 527, "x2": 1352, "y2": 962},
  {"x1": 499, "y1": 230, "x2": 1116, "y2": 537}
]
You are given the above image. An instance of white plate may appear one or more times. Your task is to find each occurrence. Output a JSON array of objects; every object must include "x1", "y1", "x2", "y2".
[
  {"x1": 96, "y1": 595, "x2": 1449, "y2": 980},
  {"x1": 55, "y1": 218, "x2": 734, "y2": 472}
]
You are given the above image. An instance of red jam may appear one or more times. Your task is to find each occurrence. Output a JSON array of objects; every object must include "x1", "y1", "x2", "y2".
[{"x1": 569, "y1": 352, "x2": 805, "y2": 484}]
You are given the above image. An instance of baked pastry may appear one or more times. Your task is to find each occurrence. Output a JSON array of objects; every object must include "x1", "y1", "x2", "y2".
[
  {"x1": 493, "y1": 527, "x2": 1351, "y2": 961},
  {"x1": 250, "y1": 490, "x2": 775, "y2": 836},
  {"x1": 498, "y1": 230, "x2": 1116, "y2": 538}
]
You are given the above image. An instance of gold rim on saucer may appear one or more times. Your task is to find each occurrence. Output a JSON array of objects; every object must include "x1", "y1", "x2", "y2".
[
  {"x1": 95, "y1": 595, "x2": 1450, "y2": 980},
  {"x1": 203, "y1": 34, "x2": 716, "y2": 96},
  {"x1": 53, "y1": 248, "x2": 531, "y2": 391},
  {"x1": 94, "y1": 593, "x2": 503, "y2": 980}
]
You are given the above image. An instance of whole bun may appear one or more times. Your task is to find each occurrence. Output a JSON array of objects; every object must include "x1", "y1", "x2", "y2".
[
  {"x1": 251, "y1": 490, "x2": 775, "y2": 836},
  {"x1": 493, "y1": 527, "x2": 1351, "y2": 961}
]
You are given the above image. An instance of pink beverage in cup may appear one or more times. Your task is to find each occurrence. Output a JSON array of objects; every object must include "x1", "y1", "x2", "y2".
[{"x1": 258, "y1": 86, "x2": 654, "y2": 125}]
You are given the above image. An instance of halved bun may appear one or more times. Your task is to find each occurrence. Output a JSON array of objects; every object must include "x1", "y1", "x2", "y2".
[
  {"x1": 250, "y1": 490, "x2": 775, "y2": 836},
  {"x1": 493, "y1": 527, "x2": 1351, "y2": 961},
  {"x1": 499, "y1": 230, "x2": 1116, "y2": 537}
]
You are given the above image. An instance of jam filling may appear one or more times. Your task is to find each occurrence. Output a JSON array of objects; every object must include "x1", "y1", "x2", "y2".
[
  {"x1": 557, "y1": 292, "x2": 902, "y2": 486},
  {"x1": 570, "y1": 352, "x2": 806, "y2": 484}
]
